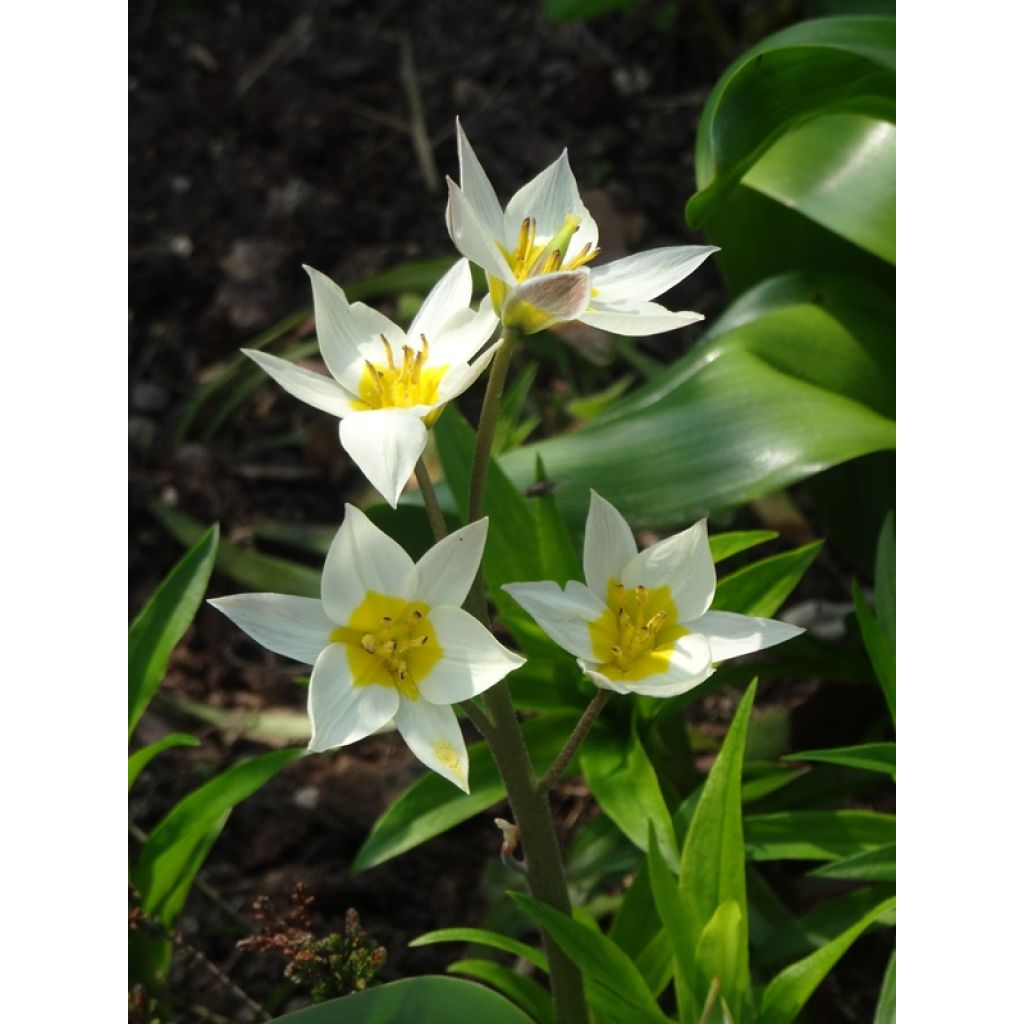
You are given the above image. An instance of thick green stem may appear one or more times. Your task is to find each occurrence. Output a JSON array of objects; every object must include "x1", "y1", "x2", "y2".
[
  {"x1": 414, "y1": 457, "x2": 448, "y2": 543},
  {"x1": 465, "y1": 329, "x2": 588, "y2": 1024}
]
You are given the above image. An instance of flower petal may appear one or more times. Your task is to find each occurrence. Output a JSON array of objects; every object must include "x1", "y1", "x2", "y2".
[
  {"x1": 307, "y1": 643, "x2": 400, "y2": 752},
  {"x1": 338, "y1": 408, "x2": 428, "y2": 509},
  {"x1": 580, "y1": 633, "x2": 714, "y2": 698},
  {"x1": 417, "y1": 606, "x2": 525, "y2": 704},
  {"x1": 446, "y1": 178, "x2": 515, "y2": 283},
  {"x1": 455, "y1": 117, "x2": 506, "y2": 245},
  {"x1": 579, "y1": 299, "x2": 705, "y2": 337},
  {"x1": 394, "y1": 698, "x2": 470, "y2": 792},
  {"x1": 428, "y1": 303, "x2": 499, "y2": 367},
  {"x1": 589, "y1": 246, "x2": 719, "y2": 303},
  {"x1": 435, "y1": 343, "x2": 500, "y2": 405},
  {"x1": 501, "y1": 580, "x2": 605, "y2": 661},
  {"x1": 504, "y1": 149, "x2": 589, "y2": 244},
  {"x1": 502, "y1": 270, "x2": 591, "y2": 334},
  {"x1": 583, "y1": 490, "x2": 638, "y2": 596},
  {"x1": 408, "y1": 258, "x2": 473, "y2": 343},
  {"x1": 304, "y1": 265, "x2": 405, "y2": 390},
  {"x1": 414, "y1": 520, "x2": 489, "y2": 608},
  {"x1": 321, "y1": 503, "x2": 417, "y2": 624},
  {"x1": 621, "y1": 519, "x2": 716, "y2": 622},
  {"x1": 208, "y1": 594, "x2": 333, "y2": 664},
  {"x1": 242, "y1": 349, "x2": 353, "y2": 418},
  {"x1": 687, "y1": 610, "x2": 805, "y2": 662}
]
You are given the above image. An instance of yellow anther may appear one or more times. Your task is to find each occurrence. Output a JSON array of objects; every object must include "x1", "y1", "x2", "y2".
[
  {"x1": 361, "y1": 635, "x2": 376, "y2": 653},
  {"x1": 380, "y1": 639, "x2": 396, "y2": 655},
  {"x1": 566, "y1": 244, "x2": 600, "y2": 271},
  {"x1": 380, "y1": 335, "x2": 396, "y2": 370},
  {"x1": 541, "y1": 249, "x2": 562, "y2": 274}
]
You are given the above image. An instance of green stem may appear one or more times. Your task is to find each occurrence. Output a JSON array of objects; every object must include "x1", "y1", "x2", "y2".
[
  {"x1": 465, "y1": 328, "x2": 588, "y2": 1024},
  {"x1": 414, "y1": 457, "x2": 448, "y2": 542},
  {"x1": 537, "y1": 689, "x2": 611, "y2": 796}
]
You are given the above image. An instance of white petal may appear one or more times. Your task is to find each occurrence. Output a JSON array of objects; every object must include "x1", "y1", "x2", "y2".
[
  {"x1": 621, "y1": 519, "x2": 716, "y2": 623},
  {"x1": 304, "y1": 265, "x2": 404, "y2": 391},
  {"x1": 445, "y1": 178, "x2": 515, "y2": 283},
  {"x1": 455, "y1": 118, "x2": 506, "y2": 244},
  {"x1": 502, "y1": 270, "x2": 591, "y2": 334},
  {"x1": 414, "y1": 520, "x2": 489, "y2": 608},
  {"x1": 417, "y1": 605, "x2": 525, "y2": 704},
  {"x1": 579, "y1": 300, "x2": 705, "y2": 337},
  {"x1": 687, "y1": 610, "x2": 805, "y2": 662},
  {"x1": 505, "y1": 149, "x2": 589, "y2": 243},
  {"x1": 435, "y1": 343, "x2": 500, "y2": 404},
  {"x1": 580, "y1": 634, "x2": 714, "y2": 698},
  {"x1": 242, "y1": 349, "x2": 353, "y2": 418},
  {"x1": 394, "y1": 698, "x2": 470, "y2": 792},
  {"x1": 408, "y1": 258, "x2": 473, "y2": 343},
  {"x1": 589, "y1": 246, "x2": 719, "y2": 303},
  {"x1": 208, "y1": 594, "x2": 333, "y2": 664},
  {"x1": 501, "y1": 580, "x2": 604, "y2": 661},
  {"x1": 338, "y1": 409, "x2": 428, "y2": 509},
  {"x1": 307, "y1": 643, "x2": 399, "y2": 751},
  {"x1": 428, "y1": 303, "x2": 499, "y2": 366},
  {"x1": 583, "y1": 490, "x2": 638, "y2": 596},
  {"x1": 321, "y1": 503, "x2": 417, "y2": 624}
]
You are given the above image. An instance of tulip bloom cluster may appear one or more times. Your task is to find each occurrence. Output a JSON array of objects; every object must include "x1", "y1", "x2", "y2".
[{"x1": 212, "y1": 119, "x2": 802, "y2": 791}]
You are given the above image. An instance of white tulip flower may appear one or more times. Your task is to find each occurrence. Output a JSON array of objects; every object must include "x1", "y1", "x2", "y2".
[
  {"x1": 446, "y1": 118, "x2": 718, "y2": 336},
  {"x1": 210, "y1": 506, "x2": 525, "y2": 792},
  {"x1": 503, "y1": 491, "x2": 803, "y2": 698},
  {"x1": 244, "y1": 258, "x2": 498, "y2": 508}
]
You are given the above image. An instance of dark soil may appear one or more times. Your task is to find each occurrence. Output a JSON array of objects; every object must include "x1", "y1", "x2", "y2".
[{"x1": 129, "y1": 1, "x2": 892, "y2": 1021}]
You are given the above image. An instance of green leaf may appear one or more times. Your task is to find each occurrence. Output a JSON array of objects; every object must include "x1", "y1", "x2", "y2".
[
  {"x1": 709, "y1": 530, "x2": 778, "y2": 563},
  {"x1": 646, "y1": 823, "x2": 691, "y2": 1012},
  {"x1": 694, "y1": 901, "x2": 747, "y2": 1024},
  {"x1": 510, "y1": 894, "x2": 670, "y2": 1024},
  {"x1": 784, "y1": 742, "x2": 895, "y2": 775},
  {"x1": 809, "y1": 843, "x2": 895, "y2": 882},
  {"x1": 714, "y1": 541, "x2": 822, "y2": 617},
  {"x1": 744, "y1": 810, "x2": 895, "y2": 861},
  {"x1": 268, "y1": 976, "x2": 534, "y2": 1023},
  {"x1": 530, "y1": 466, "x2": 583, "y2": 587},
  {"x1": 875, "y1": 512, "x2": 895, "y2": 644},
  {"x1": 688, "y1": 15, "x2": 895, "y2": 226},
  {"x1": 499, "y1": 273, "x2": 894, "y2": 529},
  {"x1": 853, "y1": 580, "x2": 896, "y2": 723},
  {"x1": 352, "y1": 714, "x2": 575, "y2": 873},
  {"x1": 412, "y1": 928, "x2": 547, "y2": 971},
  {"x1": 758, "y1": 895, "x2": 895, "y2": 1024},
  {"x1": 128, "y1": 733, "x2": 200, "y2": 791},
  {"x1": 151, "y1": 502, "x2": 320, "y2": 597},
  {"x1": 128, "y1": 524, "x2": 219, "y2": 737},
  {"x1": 742, "y1": 114, "x2": 895, "y2": 264},
  {"x1": 448, "y1": 960, "x2": 552, "y2": 1024},
  {"x1": 543, "y1": 0, "x2": 633, "y2": 22},
  {"x1": 875, "y1": 950, "x2": 895, "y2": 1024}
]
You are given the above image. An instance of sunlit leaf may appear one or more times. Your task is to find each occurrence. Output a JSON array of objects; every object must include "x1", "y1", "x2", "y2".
[
  {"x1": 128, "y1": 733, "x2": 200, "y2": 791},
  {"x1": 745, "y1": 810, "x2": 895, "y2": 861},
  {"x1": 411, "y1": 928, "x2": 549, "y2": 972}
]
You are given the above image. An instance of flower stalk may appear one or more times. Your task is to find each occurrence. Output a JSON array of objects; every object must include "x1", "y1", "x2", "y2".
[{"x1": 536, "y1": 689, "x2": 611, "y2": 796}]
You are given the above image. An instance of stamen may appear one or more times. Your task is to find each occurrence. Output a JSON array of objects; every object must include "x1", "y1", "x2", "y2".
[
  {"x1": 419, "y1": 334, "x2": 430, "y2": 362},
  {"x1": 515, "y1": 217, "x2": 532, "y2": 264},
  {"x1": 360, "y1": 635, "x2": 376, "y2": 653},
  {"x1": 542, "y1": 249, "x2": 562, "y2": 274},
  {"x1": 380, "y1": 336, "x2": 396, "y2": 370}
]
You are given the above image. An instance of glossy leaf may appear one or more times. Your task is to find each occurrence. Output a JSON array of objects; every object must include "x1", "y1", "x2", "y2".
[
  {"x1": 268, "y1": 975, "x2": 534, "y2": 1024},
  {"x1": 411, "y1": 928, "x2": 548, "y2": 972},
  {"x1": 128, "y1": 733, "x2": 200, "y2": 791},
  {"x1": 809, "y1": 842, "x2": 895, "y2": 882},
  {"x1": 784, "y1": 742, "x2": 895, "y2": 775},
  {"x1": 128, "y1": 524, "x2": 219, "y2": 737},
  {"x1": 709, "y1": 530, "x2": 778, "y2": 563},
  {"x1": 745, "y1": 810, "x2": 896, "y2": 861},
  {"x1": 448, "y1": 960, "x2": 553, "y2": 1024},
  {"x1": 854, "y1": 580, "x2": 896, "y2": 723},
  {"x1": 714, "y1": 541, "x2": 822, "y2": 617}
]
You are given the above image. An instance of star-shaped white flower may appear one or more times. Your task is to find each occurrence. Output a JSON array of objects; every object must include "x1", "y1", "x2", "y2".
[
  {"x1": 445, "y1": 118, "x2": 718, "y2": 336},
  {"x1": 244, "y1": 258, "x2": 498, "y2": 508},
  {"x1": 503, "y1": 491, "x2": 803, "y2": 698},
  {"x1": 210, "y1": 506, "x2": 524, "y2": 792}
]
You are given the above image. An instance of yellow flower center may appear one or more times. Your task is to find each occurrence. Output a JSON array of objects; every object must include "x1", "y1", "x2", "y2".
[
  {"x1": 329, "y1": 592, "x2": 442, "y2": 700},
  {"x1": 486, "y1": 213, "x2": 601, "y2": 314},
  {"x1": 352, "y1": 334, "x2": 449, "y2": 415},
  {"x1": 587, "y1": 580, "x2": 688, "y2": 682}
]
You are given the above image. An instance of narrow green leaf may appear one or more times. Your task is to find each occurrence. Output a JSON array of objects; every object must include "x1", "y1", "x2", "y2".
[
  {"x1": 411, "y1": 928, "x2": 548, "y2": 972},
  {"x1": 709, "y1": 530, "x2": 778, "y2": 563},
  {"x1": 809, "y1": 843, "x2": 895, "y2": 882},
  {"x1": 853, "y1": 580, "x2": 896, "y2": 722},
  {"x1": 784, "y1": 742, "x2": 895, "y2": 775},
  {"x1": 510, "y1": 894, "x2": 670, "y2": 1024},
  {"x1": 646, "y1": 823, "x2": 690, "y2": 1013},
  {"x1": 268, "y1": 975, "x2": 534, "y2": 1023},
  {"x1": 128, "y1": 733, "x2": 200, "y2": 791},
  {"x1": 448, "y1": 960, "x2": 553, "y2": 1024},
  {"x1": 695, "y1": 901, "x2": 746, "y2": 1024},
  {"x1": 874, "y1": 950, "x2": 895, "y2": 1024},
  {"x1": 714, "y1": 542, "x2": 822, "y2": 618},
  {"x1": 745, "y1": 810, "x2": 895, "y2": 861},
  {"x1": 875, "y1": 512, "x2": 895, "y2": 644},
  {"x1": 759, "y1": 895, "x2": 895, "y2": 1024},
  {"x1": 530, "y1": 467, "x2": 583, "y2": 587},
  {"x1": 129, "y1": 524, "x2": 219, "y2": 737}
]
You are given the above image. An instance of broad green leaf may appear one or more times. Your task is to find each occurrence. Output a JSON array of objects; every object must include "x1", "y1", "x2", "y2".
[
  {"x1": 411, "y1": 928, "x2": 548, "y2": 972},
  {"x1": 580, "y1": 719, "x2": 679, "y2": 863},
  {"x1": 448, "y1": 960, "x2": 552, "y2": 1024},
  {"x1": 853, "y1": 580, "x2": 896, "y2": 722},
  {"x1": 743, "y1": 114, "x2": 895, "y2": 264},
  {"x1": 268, "y1": 975, "x2": 534, "y2": 1024},
  {"x1": 608, "y1": 860, "x2": 659, "y2": 958},
  {"x1": 128, "y1": 733, "x2": 200, "y2": 791},
  {"x1": 714, "y1": 542, "x2": 822, "y2": 617},
  {"x1": 510, "y1": 894, "x2": 670, "y2": 1024},
  {"x1": 758, "y1": 895, "x2": 895, "y2": 1024},
  {"x1": 500, "y1": 273, "x2": 894, "y2": 529},
  {"x1": 784, "y1": 742, "x2": 895, "y2": 775},
  {"x1": 688, "y1": 15, "x2": 895, "y2": 226},
  {"x1": 128, "y1": 524, "x2": 219, "y2": 737},
  {"x1": 151, "y1": 502, "x2": 319, "y2": 597},
  {"x1": 875, "y1": 950, "x2": 895, "y2": 1024},
  {"x1": 745, "y1": 810, "x2": 895, "y2": 861},
  {"x1": 352, "y1": 714, "x2": 575, "y2": 873},
  {"x1": 694, "y1": 901, "x2": 747, "y2": 1024},
  {"x1": 810, "y1": 842, "x2": 895, "y2": 882},
  {"x1": 709, "y1": 530, "x2": 778, "y2": 563}
]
